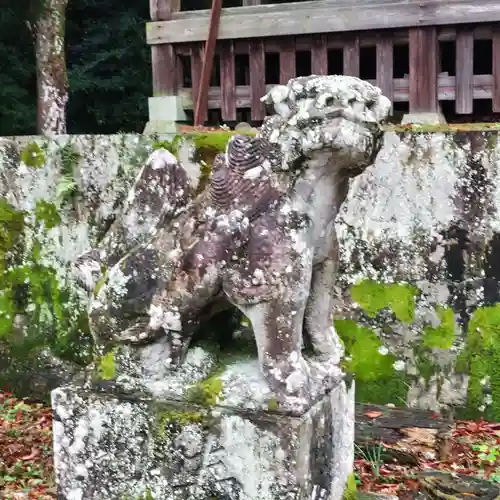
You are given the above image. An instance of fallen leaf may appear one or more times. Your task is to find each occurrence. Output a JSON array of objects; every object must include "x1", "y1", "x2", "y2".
[{"x1": 364, "y1": 410, "x2": 382, "y2": 419}]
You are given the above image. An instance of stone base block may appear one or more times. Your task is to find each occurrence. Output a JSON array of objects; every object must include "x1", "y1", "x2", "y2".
[
  {"x1": 51, "y1": 375, "x2": 355, "y2": 500},
  {"x1": 400, "y1": 111, "x2": 447, "y2": 125},
  {"x1": 143, "y1": 96, "x2": 188, "y2": 136}
]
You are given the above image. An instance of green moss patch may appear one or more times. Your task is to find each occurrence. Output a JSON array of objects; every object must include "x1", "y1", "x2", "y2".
[
  {"x1": 384, "y1": 123, "x2": 500, "y2": 133},
  {"x1": 0, "y1": 198, "x2": 92, "y2": 369},
  {"x1": 184, "y1": 373, "x2": 223, "y2": 407},
  {"x1": 96, "y1": 349, "x2": 116, "y2": 380},
  {"x1": 422, "y1": 306, "x2": 456, "y2": 349},
  {"x1": 335, "y1": 319, "x2": 397, "y2": 381},
  {"x1": 20, "y1": 142, "x2": 45, "y2": 168},
  {"x1": 350, "y1": 280, "x2": 418, "y2": 323},
  {"x1": 458, "y1": 304, "x2": 500, "y2": 420}
]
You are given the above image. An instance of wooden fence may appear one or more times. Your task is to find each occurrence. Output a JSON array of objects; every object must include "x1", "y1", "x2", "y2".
[{"x1": 147, "y1": 0, "x2": 500, "y2": 124}]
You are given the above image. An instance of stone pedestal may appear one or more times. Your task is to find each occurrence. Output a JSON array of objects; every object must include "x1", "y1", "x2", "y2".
[
  {"x1": 143, "y1": 95, "x2": 187, "y2": 136},
  {"x1": 51, "y1": 347, "x2": 355, "y2": 500}
]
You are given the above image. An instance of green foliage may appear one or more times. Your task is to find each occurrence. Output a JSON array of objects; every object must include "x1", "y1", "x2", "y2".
[
  {"x1": 350, "y1": 279, "x2": 418, "y2": 323},
  {"x1": 343, "y1": 472, "x2": 358, "y2": 500},
  {"x1": 335, "y1": 319, "x2": 397, "y2": 381},
  {"x1": 56, "y1": 143, "x2": 81, "y2": 207}
]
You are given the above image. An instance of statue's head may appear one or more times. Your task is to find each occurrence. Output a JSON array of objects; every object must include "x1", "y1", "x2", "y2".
[{"x1": 260, "y1": 75, "x2": 391, "y2": 175}]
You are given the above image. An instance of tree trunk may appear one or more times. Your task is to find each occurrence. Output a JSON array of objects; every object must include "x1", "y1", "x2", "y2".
[{"x1": 33, "y1": 0, "x2": 69, "y2": 135}]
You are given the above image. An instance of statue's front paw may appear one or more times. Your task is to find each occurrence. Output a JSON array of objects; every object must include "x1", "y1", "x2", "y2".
[{"x1": 263, "y1": 353, "x2": 312, "y2": 415}]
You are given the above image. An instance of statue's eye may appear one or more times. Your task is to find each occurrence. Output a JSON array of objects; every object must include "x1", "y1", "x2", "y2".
[{"x1": 325, "y1": 97, "x2": 335, "y2": 107}]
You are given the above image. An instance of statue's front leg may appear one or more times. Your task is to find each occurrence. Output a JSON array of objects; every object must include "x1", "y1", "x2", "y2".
[
  {"x1": 226, "y1": 219, "x2": 315, "y2": 412},
  {"x1": 304, "y1": 258, "x2": 344, "y2": 366}
]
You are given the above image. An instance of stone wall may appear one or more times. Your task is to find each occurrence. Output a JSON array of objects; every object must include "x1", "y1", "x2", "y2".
[
  {"x1": 335, "y1": 128, "x2": 500, "y2": 420},
  {"x1": 1, "y1": 128, "x2": 500, "y2": 420},
  {"x1": 0, "y1": 131, "x2": 232, "y2": 398}
]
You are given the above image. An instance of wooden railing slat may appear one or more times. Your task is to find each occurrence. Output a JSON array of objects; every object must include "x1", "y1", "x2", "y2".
[
  {"x1": 249, "y1": 40, "x2": 266, "y2": 121},
  {"x1": 343, "y1": 37, "x2": 360, "y2": 77},
  {"x1": 220, "y1": 41, "x2": 237, "y2": 122},
  {"x1": 493, "y1": 26, "x2": 500, "y2": 112},
  {"x1": 376, "y1": 36, "x2": 394, "y2": 108},
  {"x1": 455, "y1": 28, "x2": 474, "y2": 114},
  {"x1": 409, "y1": 26, "x2": 439, "y2": 113},
  {"x1": 178, "y1": 74, "x2": 496, "y2": 110},
  {"x1": 190, "y1": 44, "x2": 204, "y2": 107},
  {"x1": 311, "y1": 34, "x2": 329, "y2": 75},
  {"x1": 279, "y1": 38, "x2": 296, "y2": 84}
]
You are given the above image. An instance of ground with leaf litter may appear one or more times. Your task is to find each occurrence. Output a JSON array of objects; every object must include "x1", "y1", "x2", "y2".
[{"x1": 1, "y1": 391, "x2": 499, "y2": 499}]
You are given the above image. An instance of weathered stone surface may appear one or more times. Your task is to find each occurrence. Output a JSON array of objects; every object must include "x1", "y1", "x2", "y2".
[
  {"x1": 52, "y1": 373, "x2": 355, "y2": 500},
  {"x1": 334, "y1": 129, "x2": 500, "y2": 419}
]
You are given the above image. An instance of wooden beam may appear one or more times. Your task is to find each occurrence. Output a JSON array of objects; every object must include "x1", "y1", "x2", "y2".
[
  {"x1": 177, "y1": 74, "x2": 495, "y2": 110},
  {"x1": 409, "y1": 26, "x2": 438, "y2": 113},
  {"x1": 455, "y1": 28, "x2": 474, "y2": 114},
  {"x1": 147, "y1": 0, "x2": 500, "y2": 45},
  {"x1": 194, "y1": 0, "x2": 223, "y2": 126},
  {"x1": 172, "y1": 24, "x2": 496, "y2": 56}
]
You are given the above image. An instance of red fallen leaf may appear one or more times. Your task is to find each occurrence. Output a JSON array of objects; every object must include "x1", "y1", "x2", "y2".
[
  {"x1": 21, "y1": 447, "x2": 39, "y2": 460},
  {"x1": 364, "y1": 410, "x2": 382, "y2": 419}
]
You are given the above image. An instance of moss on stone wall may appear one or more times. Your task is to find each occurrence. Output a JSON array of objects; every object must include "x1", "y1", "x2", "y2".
[
  {"x1": 457, "y1": 305, "x2": 500, "y2": 420},
  {"x1": 422, "y1": 306, "x2": 456, "y2": 349},
  {"x1": 20, "y1": 142, "x2": 46, "y2": 168},
  {"x1": 0, "y1": 195, "x2": 93, "y2": 367},
  {"x1": 350, "y1": 279, "x2": 418, "y2": 323},
  {"x1": 335, "y1": 319, "x2": 397, "y2": 382}
]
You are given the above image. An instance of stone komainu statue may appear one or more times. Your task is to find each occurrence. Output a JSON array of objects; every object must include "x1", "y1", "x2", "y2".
[{"x1": 73, "y1": 75, "x2": 391, "y2": 411}]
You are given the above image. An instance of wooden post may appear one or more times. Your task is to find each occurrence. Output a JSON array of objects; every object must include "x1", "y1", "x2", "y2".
[
  {"x1": 343, "y1": 37, "x2": 360, "y2": 77},
  {"x1": 150, "y1": 0, "x2": 179, "y2": 96},
  {"x1": 376, "y1": 36, "x2": 393, "y2": 111},
  {"x1": 493, "y1": 26, "x2": 500, "y2": 113},
  {"x1": 250, "y1": 40, "x2": 266, "y2": 121},
  {"x1": 311, "y1": 35, "x2": 328, "y2": 75},
  {"x1": 408, "y1": 27, "x2": 439, "y2": 113},
  {"x1": 280, "y1": 38, "x2": 296, "y2": 84},
  {"x1": 455, "y1": 28, "x2": 474, "y2": 115},
  {"x1": 220, "y1": 41, "x2": 237, "y2": 122}
]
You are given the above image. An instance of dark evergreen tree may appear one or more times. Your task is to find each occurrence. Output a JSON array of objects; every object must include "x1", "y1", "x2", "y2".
[{"x1": 0, "y1": 0, "x2": 152, "y2": 135}]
